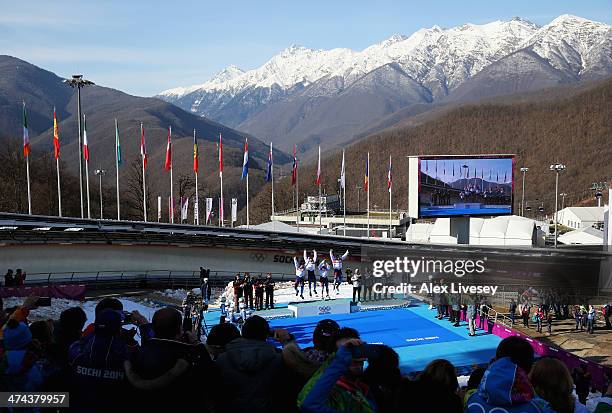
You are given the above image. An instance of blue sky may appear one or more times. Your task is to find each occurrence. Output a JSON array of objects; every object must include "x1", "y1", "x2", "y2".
[{"x1": 1, "y1": 0, "x2": 610, "y2": 96}]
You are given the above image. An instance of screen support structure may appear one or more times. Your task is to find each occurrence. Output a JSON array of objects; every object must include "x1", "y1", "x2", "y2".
[{"x1": 450, "y1": 216, "x2": 470, "y2": 245}]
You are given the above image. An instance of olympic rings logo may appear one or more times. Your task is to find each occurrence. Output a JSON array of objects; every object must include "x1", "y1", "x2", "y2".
[
  {"x1": 318, "y1": 306, "x2": 332, "y2": 314},
  {"x1": 250, "y1": 253, "x2": 267, "y2": 262}
]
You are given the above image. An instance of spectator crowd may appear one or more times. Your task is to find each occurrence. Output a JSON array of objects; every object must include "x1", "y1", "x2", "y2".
[{"x1": 1, "y1": 292, "x2": 611, "y2": 413}]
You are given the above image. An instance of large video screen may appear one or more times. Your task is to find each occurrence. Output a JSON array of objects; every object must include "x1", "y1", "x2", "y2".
[{"x1": 417, "y1": 155, "x2": 514, "y2": 218}]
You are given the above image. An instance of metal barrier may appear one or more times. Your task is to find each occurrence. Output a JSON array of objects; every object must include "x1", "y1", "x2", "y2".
[{"x1": 12, "y1": 270, "x2": 294, "y2": 291}]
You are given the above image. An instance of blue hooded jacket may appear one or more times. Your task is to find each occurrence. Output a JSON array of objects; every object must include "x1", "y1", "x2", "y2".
[{"x1": 467, "y1": 357, "x2": 555, "y2": 413}]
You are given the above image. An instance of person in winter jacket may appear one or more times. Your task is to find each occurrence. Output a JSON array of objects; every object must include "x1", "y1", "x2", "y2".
[
  {"x1": 330, "y1": 249, "x2": 349, "y2": 293},
  {"x1": 319, "y1": 260, "x2": 331, "y2": 299},
  {"x1": 68, "y1": 309, "x2": 133, "y2": 413},
  {"x1": 529, "y1": 357, "x2": 589, "y2": 413},
  {"x1": 298, "y1": 337, "x2": 378, "y2": 413},
  {"x1": 587, "y1": 305, "x2": 596, "y2": 334},
  {"x1": 125, "y1": 307, "x2": 218, "y2": 412},
  {"x1": 0, "y1": 320, "x2": 44, "y2": 393},
  {"x1": 294, "y1": 257, "x2": 306, "y2": 299},
  {"x1": 215, "y1": 315, "x2": 287, "y2": 413},
  {"x1": 466, "y1": 336, "x2": 555, "y2": 413},
  {"x1": 305, "y1": 250, "x2": 318, "y2": 297},
  {"x1": 351, "y1": 269, "x2": 362, "y2": 303}
]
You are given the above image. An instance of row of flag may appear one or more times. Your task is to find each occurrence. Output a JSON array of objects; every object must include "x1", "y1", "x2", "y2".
[
  {"x1": 21, "y1": 101, "x2": 394, "y2": 230},
  {"x1": 423, "y1": 159, "x2": 509, "y2": 183}
]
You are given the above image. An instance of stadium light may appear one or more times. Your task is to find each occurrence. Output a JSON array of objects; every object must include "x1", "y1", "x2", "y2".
[
  {"x1": 591, "y1": 182, "x2": 608, "y2": 207},
  {"x1": 65, "y1": 75, "x2": 95, "y2": 219},
  {"x1": 520, "y1": 167, "x2": 529, "y2": 216},
  {"x1": 549, "y1": 163, "x2": 566, "y2": 248}
]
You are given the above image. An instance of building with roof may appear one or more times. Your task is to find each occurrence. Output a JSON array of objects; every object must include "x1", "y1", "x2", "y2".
[{"x1": 554, "y1": 207, "x2": 605, "y2": 230}]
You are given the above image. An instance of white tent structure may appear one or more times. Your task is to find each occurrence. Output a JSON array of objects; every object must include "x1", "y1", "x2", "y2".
[
  {"x1": 558, "y1": 226, "x2": 604, "y2": 245},
  {"x1": 421, "y1": 215, "x2": 543, "y2": 246},
  {"x1": 405, "y1": 223, "x2": 434, "y2": 243},
  {"x1": 555, "y1": 207, "x2": 604, "y2": 230}
]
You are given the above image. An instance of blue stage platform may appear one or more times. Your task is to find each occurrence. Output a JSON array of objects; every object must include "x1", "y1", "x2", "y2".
[{"x1": 268, "y1": 304, "x2": 501, "y2": 375}]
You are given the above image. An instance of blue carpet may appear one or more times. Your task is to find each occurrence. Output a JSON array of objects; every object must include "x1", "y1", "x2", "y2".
[{"x1": 269, "y1": 305, "x2": 501, "y2": 375}]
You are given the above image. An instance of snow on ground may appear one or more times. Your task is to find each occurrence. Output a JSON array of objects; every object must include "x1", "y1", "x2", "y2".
[{"x1": 2, "y1": 297, "x2": 161, "y2": 327}]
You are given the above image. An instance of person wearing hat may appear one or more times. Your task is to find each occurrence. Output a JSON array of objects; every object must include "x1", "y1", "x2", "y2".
[
  {"x1": 280, "y1": 318, "x2": 340, "y2": 381},
  {"x1": 298, "y1": 329, "x2": 378, "y2": 413},
  {"x1": 0, "y1": 319, "x2": 44, "y2": 392},
  {"x1": 216, "y1": 315, "x2": 286, "y2": 413},
  {"x1": 68, "y1": 309, "x2": 134, "y2": 412}
]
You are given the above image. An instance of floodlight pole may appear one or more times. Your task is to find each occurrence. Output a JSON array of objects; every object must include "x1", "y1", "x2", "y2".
[
  {"x1": 520, "y1": 167, "x2": 529, "y2": 216},
  {"x1": 550, "y1": 163, "x2": 566, "y2": 248},
  {"x1": 95, "y1": 168, "x2": 107, "y2": 219},
  {"x1": 65, "y1": 75, "x2": 94, "y2": 218}
]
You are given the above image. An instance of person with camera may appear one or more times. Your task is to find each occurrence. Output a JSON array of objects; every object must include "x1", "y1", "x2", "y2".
[
  {"x1": 298, "y1": 328, "x2": 378, "y2": 413},
  {"x1": 215, "y1": 315, "x2": 287, "y2": 413},
  {"x1": 124, "y1": 307, "x2": 218, "y2": 411}
]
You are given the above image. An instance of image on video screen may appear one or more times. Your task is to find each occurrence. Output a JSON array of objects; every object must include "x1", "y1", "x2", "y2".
[{"x1": 419, "y1": 155, "x2": 514, "y2": 217}]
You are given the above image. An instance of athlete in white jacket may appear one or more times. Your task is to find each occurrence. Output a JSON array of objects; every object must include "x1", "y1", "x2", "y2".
[
  {"x1": 318, "y1": 260, "x2": 330, "y2": 299},
  {"x1": 293, "y1": 256, "x2": 306, "y2": 299},
  {"x1": 330, "y1": 249, "x2": 349, "y2": 293},
  {"x1": 304, "y1": 250, "x2": 318, "y2": 297}
]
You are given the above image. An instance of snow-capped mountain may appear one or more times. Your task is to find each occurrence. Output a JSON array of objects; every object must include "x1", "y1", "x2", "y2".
[{"x1": 158, "y1": 15, "x2": 611, "y2": 155}]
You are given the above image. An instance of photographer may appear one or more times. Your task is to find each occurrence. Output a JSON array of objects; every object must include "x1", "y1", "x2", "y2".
[
  {"x1": 125, "y1": 307, "x2": 218, "y2": 411},
  {"x1": 298, "y1": 328, "x2": 378, "y2": 413}
]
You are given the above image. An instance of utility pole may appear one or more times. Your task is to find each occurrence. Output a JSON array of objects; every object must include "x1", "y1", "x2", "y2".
[
  {"x1": 549, "y1": 163, "x2": 566, "y2": 248},
  {"x1": 65, "y1": 75, "x2": 94, "y2": 218},
  {"x1": 95, "y1": 168, "x2": 107, "y2": 219},
  {"x1": 520, "y1": 167, "x2": 529, "y2": 216}
]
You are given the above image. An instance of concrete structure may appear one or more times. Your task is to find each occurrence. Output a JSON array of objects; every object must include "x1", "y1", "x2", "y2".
[
  {"x1": 558, "y1": 227, "x2": 604, "y2": 245},
  {"x1": 271, "y1": 210, "x2": 411, "y2": 238},
  {"x1": 555, "y1": 207, "x2": 605, "y2": 230}
]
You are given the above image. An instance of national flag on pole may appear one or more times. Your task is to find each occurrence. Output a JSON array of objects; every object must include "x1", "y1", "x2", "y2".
[
  {"x1": 316, "y1": 146, "x2": 321, "y2": 186},
  {"x1": 22, "y1": 102, "x2": 30, "y2": 158},
  {"x1": 340, "y1": 150, "x2": 345, "y2": 189},
  {"x1": 181, "y1": 197, "x2": 189, "y2": 221},
  {"x1": 387, "y1": 155, "x2": 392, "y2": 192},
  {"x1": 453, "y1": 163, "x2": 455, "y2": 177},
  {"x1": 443, "y1": 161, "x2": 445, "y2": 176},
  {"x1": 219, "y1": 134, "x2": 223, "y2": 177},
  {"x1": 193, "y1": 131, "x2": 198, "y2": 173},
  {"x1": 83, "y1": 116, "x2": 90, "y2": 162},
  {"x1": 164, "y1": 126, "x2": 172, "y2": 171},
  {"x1": 504, "y1": 171, "x2": 507, "y2": 183},
  {"x1": 140, "y1": 124, "x2": 148, "y2": 170},
  {"x1": 265, "y1": 142, "x2": 273, "y2": 182},
  {"x1": 205, "y1": 197, "x2": 213, "y2": 224},
  {"x1": 53, "y1": 108, "x2": 60, "y2": 159},
  {"x1": 364, "y1": 155, "x2": 369, "y2": 192},
  {"x1": 497, "y1": 171, "x2": 499, "y2": 182},
  {"x1": 241, "y1": 138, "x2": 249, "y2": 179},
  {"x1": 291, "y1": 144, "x2": 298, "y2": 186},
  {"x1": 231, "y1": 198, "x2": 237, "y2": 222},
  {"x1": 489, "y1": 169, "x2": 492, "y2": 180},
  {"x1": 115, "y1": 119, "x2": 121, "y2": 165},
  {"x1": 219, "y1": 197, "x2": 224, "y2": 223}
]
